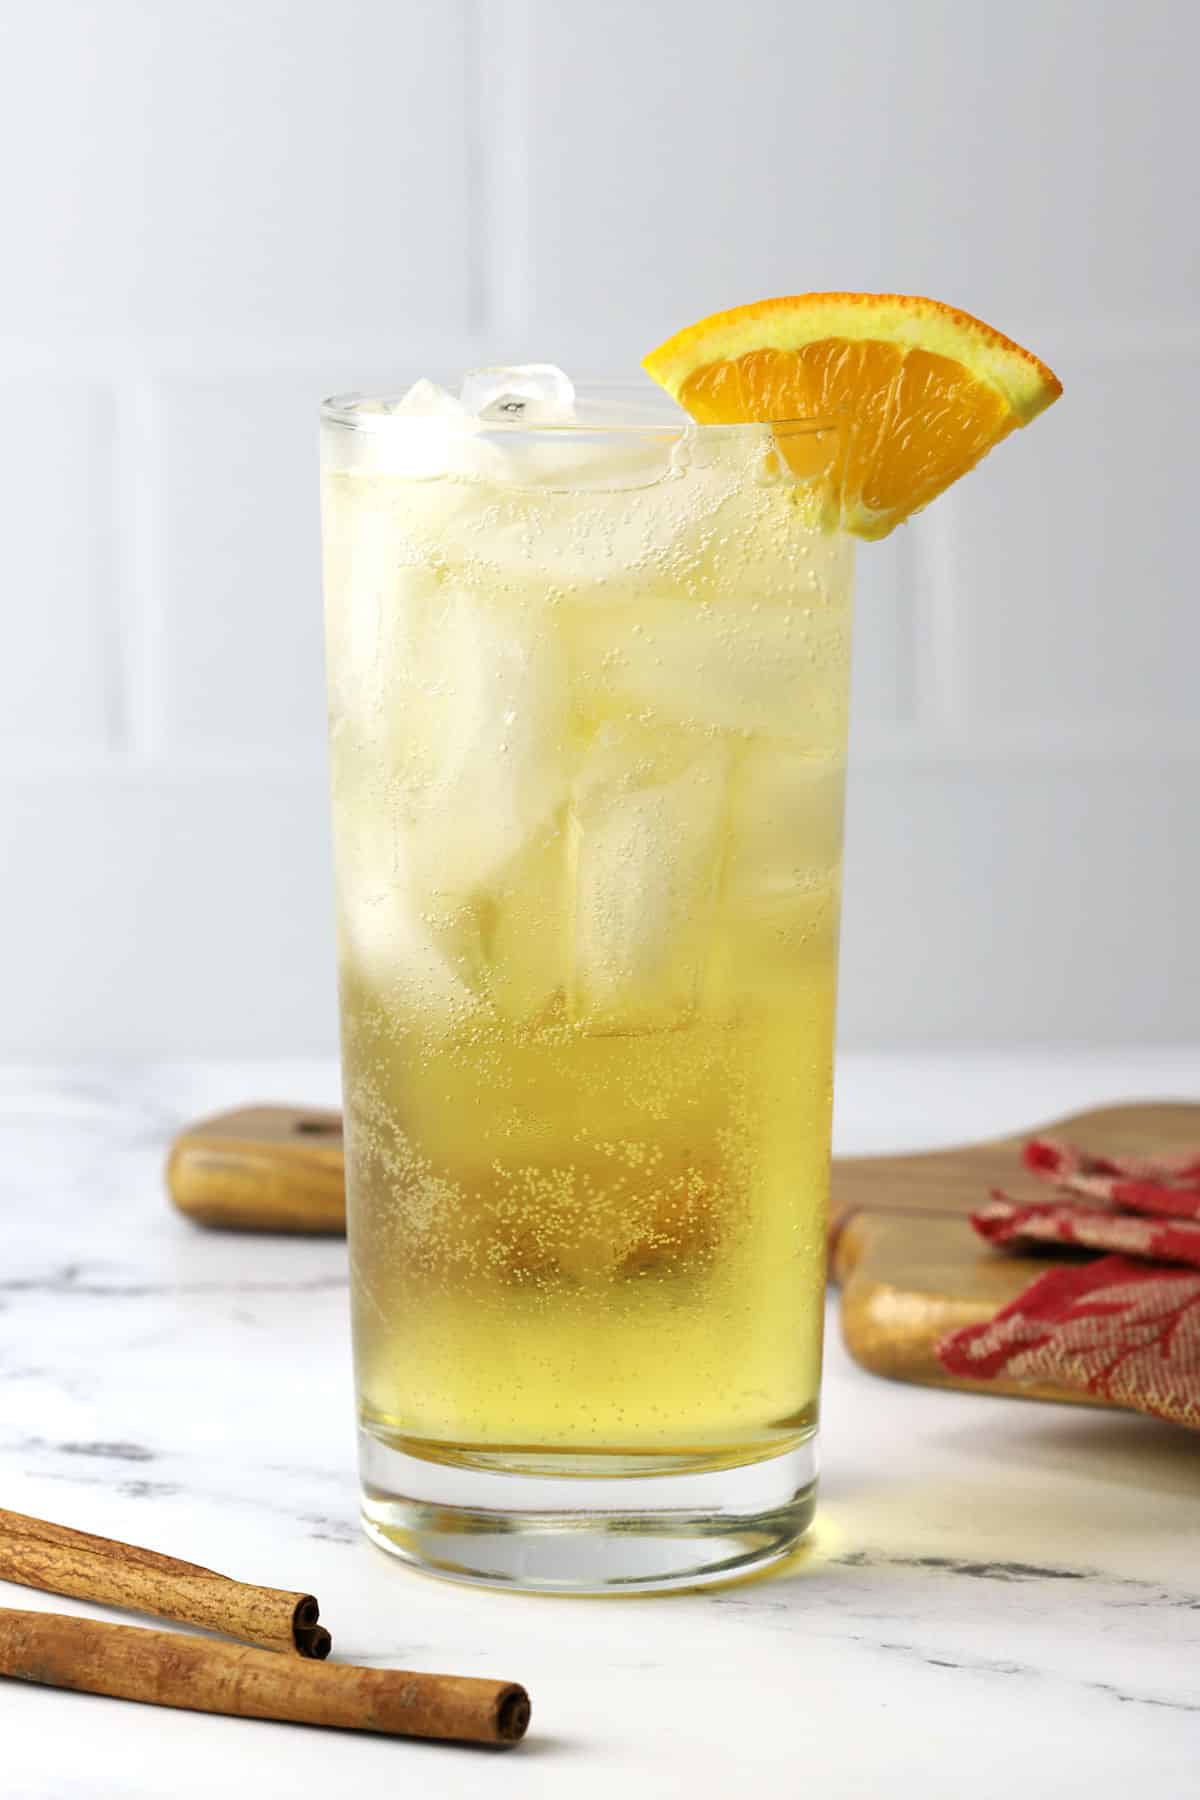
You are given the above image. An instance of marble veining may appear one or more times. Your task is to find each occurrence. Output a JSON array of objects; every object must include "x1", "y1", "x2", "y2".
[{"x1": 2, "y1": 1053, "x2": 1199, "y2": 1798}]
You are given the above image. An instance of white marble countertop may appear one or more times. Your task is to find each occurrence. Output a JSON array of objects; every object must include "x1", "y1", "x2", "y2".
[{"x1": 3, "y1": 1051, "x2": 1199, "y2": 1798}]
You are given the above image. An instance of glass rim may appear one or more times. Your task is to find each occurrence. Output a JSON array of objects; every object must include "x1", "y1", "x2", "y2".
[{"x1": 321, "y1": 379, "x2": 839, "y2": 438}]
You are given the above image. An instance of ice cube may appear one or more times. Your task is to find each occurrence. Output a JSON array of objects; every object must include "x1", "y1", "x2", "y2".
[
  {"x1": 459, "y1": 428, "x2": 781, "y2": 591},
  {"x1": 331, "y1": 800, "x2": 488, "y2": 1034},
  {"x1": 404, "y1": 590, "x2": 570, "y2": 896},
  {"x1": 481, "y1": 826, "x2": 568, "y2": 1023},
  {"x1": 458, "y1": 369, "x2": 697, "y2": 494},
  {"x1": 460, "y1": 363, "x2": 575, "y2": 424},
  {"x1": 331, "y1": 583, "x2": 569, "y2": 909},
  {"x1": 340, "y1": 892, "x2": 487, "y2": 1029},
  {"x1": 570, "y1": 586, "x2": 852, "y2": 747},
  {"x1": 392, "y1": 378, "x2": 471, "y2": 419},
  {"x1": 326, "y1": 446, "x2": 573, "y2": 900},
  {"x1": 323, "y1": 468, "x2": 474, "y2": 766},
  {"x1": 706, "y1": 743, "x2": 844, "y2": 1014},
  {"x1": 343, "y1": 379, "x2": 475, "y2": 480},
  {"x1": 725, "y1": 746, "x2": 845, "y2": 906},
  {"x1": 567, "y1": 724, "x2": 727, "y2": 1033}
]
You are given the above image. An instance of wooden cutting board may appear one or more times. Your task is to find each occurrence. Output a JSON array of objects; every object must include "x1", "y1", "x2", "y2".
[
  {"x1": 831, "y1": 1099, "x2": 1200, "y2": 1411},
  {"x1": 167, "y1": 1099, "x2": 1200, "y2": 1414}
]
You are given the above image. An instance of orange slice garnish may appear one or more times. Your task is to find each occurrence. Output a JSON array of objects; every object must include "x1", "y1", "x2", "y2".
[{"x1": 643, "y1": 292, "x2": 1062, "y2": 539}]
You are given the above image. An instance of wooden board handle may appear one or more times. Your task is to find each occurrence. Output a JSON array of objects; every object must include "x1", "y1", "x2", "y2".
[{"x1": 167, "y1": 1107, "x2": 346, "y2": 1234}]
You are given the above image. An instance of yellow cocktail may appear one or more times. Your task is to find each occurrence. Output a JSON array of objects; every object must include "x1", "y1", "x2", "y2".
[{"x1": 322, "y1": 294, "x2": 1060, "y2": 1590}]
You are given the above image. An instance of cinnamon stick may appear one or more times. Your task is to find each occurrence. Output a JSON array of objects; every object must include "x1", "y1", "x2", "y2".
[
  {"x1": 0, "y1": 1509, "x2": 329, "y2": 1658},
  {"x1": 0, "y1": 1610, "x2": 530, "y2": 1746}
]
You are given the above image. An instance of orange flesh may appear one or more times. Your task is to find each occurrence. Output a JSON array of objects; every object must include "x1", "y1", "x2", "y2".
[{"x1": 679, "y1": 341, "x2": 1017, "y2": 538}]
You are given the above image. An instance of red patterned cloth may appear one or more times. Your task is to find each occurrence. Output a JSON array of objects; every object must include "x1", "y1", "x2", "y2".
[
  {"x1": 1021, "y1": 1137, "x2": 1200, "y2": 1220},
  {"x1": 937, "y1": 1140, "x2": 1200, "y2": 1430},
  {"x1": 971, "y1": 1197, "x2": 1200, "y2": 1267}
]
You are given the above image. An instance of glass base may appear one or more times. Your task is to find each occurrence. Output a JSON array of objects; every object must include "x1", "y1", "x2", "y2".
[{"x1": 359, "y1": 1428, "x2": 818, "y2": 1593}]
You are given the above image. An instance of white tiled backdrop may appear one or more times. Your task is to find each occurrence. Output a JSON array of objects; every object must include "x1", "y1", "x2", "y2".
[{"x1": 1, "y1": 0, "x2": 1196, "y2": 1055}]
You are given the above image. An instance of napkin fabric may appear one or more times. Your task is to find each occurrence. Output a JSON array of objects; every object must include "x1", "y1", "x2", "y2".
[{"x1": 937, "y1": 1140, "x2": 1200, "y2": 1430}]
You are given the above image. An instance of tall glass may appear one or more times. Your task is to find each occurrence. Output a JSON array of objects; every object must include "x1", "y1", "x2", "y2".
[{"x1": 320, "y1": 387, "x2": 852, "y2": 1591}]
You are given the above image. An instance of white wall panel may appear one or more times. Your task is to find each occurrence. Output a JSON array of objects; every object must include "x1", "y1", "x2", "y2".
[
  {"x1": 0, "y1": 2, "x2": 475, "y2": 336},
  {"x1": 0, "y1": 382, "x2": 118, "y2": 746},
  {"x1": 0, "y1": 0, "x2": 1195, "y2": 1052}
]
